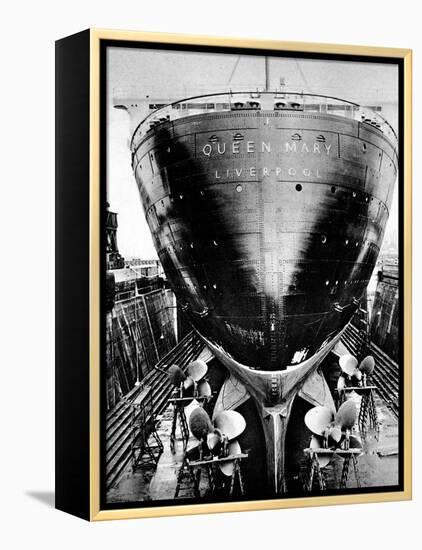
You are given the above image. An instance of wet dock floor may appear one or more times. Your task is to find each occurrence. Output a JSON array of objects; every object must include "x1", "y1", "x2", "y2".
[{"x1": 107, "y1": 391, "x2": 399, "y2": 504}]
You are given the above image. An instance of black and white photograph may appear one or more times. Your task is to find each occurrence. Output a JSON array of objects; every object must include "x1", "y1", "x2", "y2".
[{"x1": 102, "y1": 41, "x2": 403, "y2": 509}]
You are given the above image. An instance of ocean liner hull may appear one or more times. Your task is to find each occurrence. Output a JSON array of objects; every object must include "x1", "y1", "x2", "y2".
[{"x1": 125, "y1": 97, "x2": 397, "y2": 493}]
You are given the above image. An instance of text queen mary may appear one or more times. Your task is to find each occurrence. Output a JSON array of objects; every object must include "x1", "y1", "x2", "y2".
[{"x1": 201, "y1": 139, "x2": 333, "y2": 157}]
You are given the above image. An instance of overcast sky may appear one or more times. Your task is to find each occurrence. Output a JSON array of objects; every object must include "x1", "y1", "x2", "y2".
[{"x1": 107, "y1": 46, "x2": 399, "y2": 259}]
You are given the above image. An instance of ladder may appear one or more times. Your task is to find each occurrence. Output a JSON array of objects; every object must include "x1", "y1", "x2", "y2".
[{"x1": 131, "y1": 386, "x2": 163, "y2": 472}]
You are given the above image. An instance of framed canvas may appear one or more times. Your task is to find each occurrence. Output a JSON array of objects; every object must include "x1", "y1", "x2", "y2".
[{"x1": 55, "y1": 29, "x2": 412, "y2": 521}]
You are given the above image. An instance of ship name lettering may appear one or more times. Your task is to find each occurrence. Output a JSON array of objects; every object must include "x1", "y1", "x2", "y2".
[
  {"x1": 202, "y1": 144, "x2": 212, "y2": 156},
  {"x1": 202, "y1": 140, "x2": 331, "y2": 157},
  {"x1": 285, "y1": 142, "x2": 297, "y2": 153},
  {"x1": 214, "y1": 167, "x2": 323, "y2": 179}
]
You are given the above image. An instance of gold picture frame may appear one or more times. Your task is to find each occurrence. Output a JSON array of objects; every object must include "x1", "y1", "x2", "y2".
[{"x1": 55, "y1": 28, "x2": 412, "y2": 521}]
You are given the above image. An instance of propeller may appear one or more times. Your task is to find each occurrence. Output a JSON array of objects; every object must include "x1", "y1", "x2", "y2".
[
  {"x1": 338, "y1": 353, "x2": 364, "y2": 388},
  {"x1": 167, "y1": 360, "x2": 210, "y2": 400},
  {"x1": 304, "y1": 400, "x2": 358, "y2": 445},
  {"x1": 304, "y1": 400, "x2": 359, "y2": 467},
  {"x1": 188, "y1": 407, "x2": 246, "y2": 476}
]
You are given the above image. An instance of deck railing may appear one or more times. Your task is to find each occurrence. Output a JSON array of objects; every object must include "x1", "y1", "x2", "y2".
[{"x1": 131, "y1": 91, "x2": 398, "y2": 148}]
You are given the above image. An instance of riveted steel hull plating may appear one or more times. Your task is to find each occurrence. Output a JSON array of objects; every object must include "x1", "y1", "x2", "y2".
[{"x1": 131, "y1": 110, "x2": 397, "y2": 372}]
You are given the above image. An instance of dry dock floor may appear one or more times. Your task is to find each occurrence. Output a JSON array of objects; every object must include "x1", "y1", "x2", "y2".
[{"x1": 107, "y1": 394, "x2": 399, "y2": 503}]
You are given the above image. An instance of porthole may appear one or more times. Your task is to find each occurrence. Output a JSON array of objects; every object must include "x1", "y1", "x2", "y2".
[
  {"x1": 321, "y1": 235, "x2": 327, "y2": 244},
  {"x1": 212, "y1": 240, "x2": 218, "y2": 247},
  {"x1": 331, "y1": 186, "x2": 336, "y2": 194},
  {"x1": 212, "y1": 284, "x2": 217, "y2": 289},
  {"x1": 345, "y1": 239, "x2": 349, "y2": 245},
  {"x1": 295, "y1": 184, "x2": 302, "y2": 192},
  {"x1": 352, "y1": 191, "x2": 357, "y2": 198},
  {"x1": 325, "y1": 280, "x2": 329, "y2": 286},
  {"x1": 236, "y1": 184, "x2": 243, "y2": 193}
]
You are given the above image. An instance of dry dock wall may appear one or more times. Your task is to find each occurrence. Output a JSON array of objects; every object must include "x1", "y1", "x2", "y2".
[{"x1": 105, "y1": 289, "x2": 177, "y2": 410}]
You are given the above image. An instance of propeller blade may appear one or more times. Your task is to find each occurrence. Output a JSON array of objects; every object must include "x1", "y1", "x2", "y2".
[
  {"x1": 339, "y1": 354, "x2": 358, "y2": 376},
  {"x1": 213, "y1": 410, "x2": 246, "y2": 440},
  {"x1": 310, "y1": 435, "x2": 332, "y2": 467},
  {"x1": 187, "y1": 359, "x2": 208, "y2": 382},
  {"x1": 304, "y1": 406, "x2": 334, "y2": 436},
  {"x1": 198, "y1": 380, "x2": 212, "y2": 397},
  {"x1": 359, "y1": 355, "x2": 375, "y2": 376},
  {"x1": 189, "y1": 406, "x2": 213, "y2": 441},
  {"x1": 167, "y1": 364, "x2": 186, "y2": 387},
  {"x1": 219, "y1": 440, "x2": 241, "y2": 476},
  {"x1": 335, "y1": 399, "x2": 357, "y2": 430}
]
